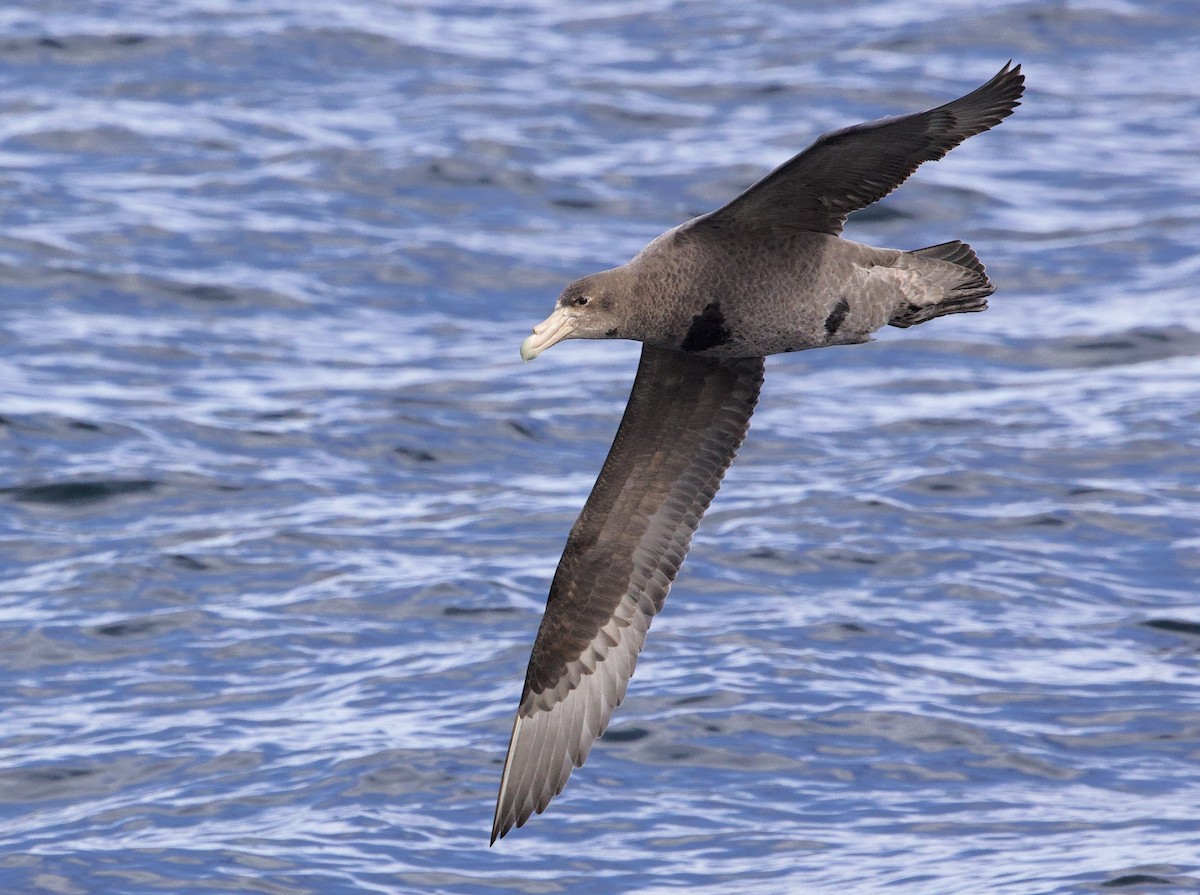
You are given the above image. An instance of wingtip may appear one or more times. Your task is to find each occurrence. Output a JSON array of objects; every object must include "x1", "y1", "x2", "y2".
[
  {"x1": 491, "y1": 708, "x2": 534, "y2": 845},
  {"x1": 994, "y1": 59, "x2": 1025, "y2": 95},
  {"x1": 489, "y1": 800, "x2": 516, "y2": 845},
  {"x1": 970, "y1": 60, "x2": 1025, "y2": 124},
  {"x1": 490, "y1": 804, "x2": 517, "y2": 845},
  {"x1": 490, "y1": 761, "x2": 514, "y2": 845}
]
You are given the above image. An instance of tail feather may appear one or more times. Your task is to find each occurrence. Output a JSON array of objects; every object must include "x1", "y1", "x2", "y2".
[
  {"x1": 911, "y1": 240, "x2": 987, "y2": 277},
  {"x1": 889, "y1": 241, "x2": 994, "y2": 329}
]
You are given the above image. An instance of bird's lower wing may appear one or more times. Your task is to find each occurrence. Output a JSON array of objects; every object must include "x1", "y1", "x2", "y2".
[{"x1": 492, "y1": 346, "x2": 765, "y2": 842}]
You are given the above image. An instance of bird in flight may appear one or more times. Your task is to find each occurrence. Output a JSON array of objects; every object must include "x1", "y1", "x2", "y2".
[{"x1": 493, "y1": 62, "x2": 1024, "y2": 843}]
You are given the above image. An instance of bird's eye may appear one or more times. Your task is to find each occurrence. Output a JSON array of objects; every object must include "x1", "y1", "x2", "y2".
[{"x1": 573, "y1": 296, "x2": 590, "y2": 307}]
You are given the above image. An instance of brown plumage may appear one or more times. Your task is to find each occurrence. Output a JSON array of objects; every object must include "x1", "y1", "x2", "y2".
[{"x1": 496, "y1": 62, "x2": 1024, "y2": 843}]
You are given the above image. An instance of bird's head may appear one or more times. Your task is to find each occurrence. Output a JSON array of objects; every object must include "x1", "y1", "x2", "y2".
[{"x1": 519, "y1": 270, "x2": 629, "y2": 362}]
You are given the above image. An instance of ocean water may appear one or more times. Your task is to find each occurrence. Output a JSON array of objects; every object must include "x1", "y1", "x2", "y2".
[{"x1": 2, "y1": 2, "x2": 1199, "y2": 893}]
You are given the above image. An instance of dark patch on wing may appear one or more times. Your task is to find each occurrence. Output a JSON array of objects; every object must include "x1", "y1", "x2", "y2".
[
  {"x1": 681, "y1": 301, "x2": 731, "y2": 352},
  {"x1": 824, "y1": 297, "x2": 850, "y2": 335}
]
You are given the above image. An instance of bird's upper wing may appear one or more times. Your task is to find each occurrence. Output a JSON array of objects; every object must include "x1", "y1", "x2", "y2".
[
  {"x1": 492, "y1": 346, "x2": 764, "y2": 843},
  {"x1": 693, "y1": 62, "x2": 1024, "y2": 236}
]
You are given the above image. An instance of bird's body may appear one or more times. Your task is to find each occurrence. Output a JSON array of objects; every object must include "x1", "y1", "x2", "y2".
[
  {"x1": 495, "y1": 62, "x2": 1024, "y2": 843},
  {"x1": 592, "y1": 228, "x2": 993, "y2": 357}
]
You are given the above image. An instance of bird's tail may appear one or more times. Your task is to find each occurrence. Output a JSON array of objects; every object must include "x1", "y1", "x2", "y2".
[{"x1": 888, "y1": 240, "x2": 994, "y2": 328}]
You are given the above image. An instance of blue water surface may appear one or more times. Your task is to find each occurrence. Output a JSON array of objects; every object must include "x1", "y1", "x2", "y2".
[{"x1": 2, "y1": 2, "x2": 1199, "y2": 893}]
